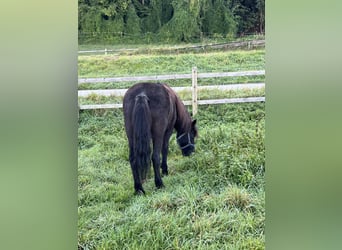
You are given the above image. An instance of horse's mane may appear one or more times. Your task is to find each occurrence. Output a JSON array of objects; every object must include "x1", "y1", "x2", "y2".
[{"x1": 162, "y1": 83, "x2": 192, "y2": 133}]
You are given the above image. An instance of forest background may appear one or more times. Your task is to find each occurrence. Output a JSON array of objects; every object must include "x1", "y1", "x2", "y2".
[{"x1": 78, "y1": 0, "x2": 265, "y2": 44}]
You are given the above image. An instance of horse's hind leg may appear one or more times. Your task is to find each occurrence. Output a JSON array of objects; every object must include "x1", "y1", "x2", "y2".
[
  {"x1": 132, "y1": 169, "x2": 145, "y2": 195},
  {"x1": 131, "y1": 170, "x2": 145, "y2": 194},
  {"x1": 129, "y1": 149, "x2": 145, "y2": 194}
]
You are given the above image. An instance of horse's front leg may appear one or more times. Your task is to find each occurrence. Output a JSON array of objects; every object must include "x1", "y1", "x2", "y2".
[
  {"x1": 161, "y1": 141, "x2": 170, "y2": 176},
  {"x1": 152, "y1": 138, "x2": 164, "y2": 189},
  {"x1": 161, "y1": 131, "x2": 173, "y2": 176}
]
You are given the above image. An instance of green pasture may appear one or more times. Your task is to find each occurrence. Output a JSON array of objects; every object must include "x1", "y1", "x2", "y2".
[
  {"x1": 78, "y1": 48, "x2": 265, "y2": 107},
  {"x1": 78, "y1": 46, "x2": 265, "y2": 249},
  {"x1": 78, "y1": 102, "x2": 265, "y2": 249},
  {"x1": 78, "y1": 49, "x2": 265, "y2": 79}
]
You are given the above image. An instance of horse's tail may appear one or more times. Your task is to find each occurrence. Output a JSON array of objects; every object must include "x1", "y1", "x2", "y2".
[{"x1": 132, "y1": 93, "x2": 151, "y2": 181}]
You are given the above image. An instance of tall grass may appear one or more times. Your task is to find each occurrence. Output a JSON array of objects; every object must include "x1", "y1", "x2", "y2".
[
  {"x1": 78, "y1": 102, "x2": 265, "y2": 249},
  {"x1": 78, "y1": 87, "x2": 265, "y2": 106},
  {"x1": 78, "y1": 34, "x2": 265, "y2": 51},
  {"x1": 78, "y1": 50, "x2": 265, "y2": 79}
]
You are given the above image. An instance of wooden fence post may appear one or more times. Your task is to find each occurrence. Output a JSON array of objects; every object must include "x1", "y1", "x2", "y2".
[{"x1": 192, "y1": 66, "x2": 198, "y2": 116}]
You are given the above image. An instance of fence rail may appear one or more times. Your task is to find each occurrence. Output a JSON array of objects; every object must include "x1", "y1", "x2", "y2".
[
  {"x1": 79, "y1": 97, "x2": 265, "y2": 110},
  {"x1": 78, "y1": 68, "x2": 265, "y2": 114},
  {"x1": 78, "y1": 70, "x2": 265, "y2": 84},
  {"x1": 78, "y1": 40, "x2": 265, "y2": 55},
  {"x1": 78, "y1": 83, "x2": 264, "y2": 98}
]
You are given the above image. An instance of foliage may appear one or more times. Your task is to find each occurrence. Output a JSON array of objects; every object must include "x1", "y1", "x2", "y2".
[
  {"x1": 78, "y1": 0, "x2": 265, "y2": 44},
  {"x1": 201, "y1": 0, "x2": 237, "y2": 38},
  {"x1": 230, "y1": 0, "x2": 265, "y2": 35},
  {"x1": 78, "y1": 102, "x2": 265, "y2": 249},
  {"x1": 124, "y1": 3, "x2": 141, "y2": 36},
  {"x1": 158, "y1": 0, "x2": 201, "y2": 42}
]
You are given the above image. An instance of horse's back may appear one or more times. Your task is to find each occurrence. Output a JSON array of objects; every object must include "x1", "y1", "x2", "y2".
[
  {"x1": 124, "y1": 82, "x2": 171, "y2": 115},
  {"x1": 124, "y1": 82, "x2": 167, "y2": 101},
  {"x1": 123, "y1": 82, "x2": 176, "y2": 136}
]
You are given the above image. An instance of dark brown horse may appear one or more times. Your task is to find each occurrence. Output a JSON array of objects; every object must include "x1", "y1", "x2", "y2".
[{"x1": 123, "y1": 82, "x2": 198, "y2": 194}]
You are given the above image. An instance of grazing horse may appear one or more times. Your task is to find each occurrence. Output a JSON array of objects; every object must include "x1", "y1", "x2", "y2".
[{"x1": 123, "y1": 82, "x2": 198, "y2": 194}]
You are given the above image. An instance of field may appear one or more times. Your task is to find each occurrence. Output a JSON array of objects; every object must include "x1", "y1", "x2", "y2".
[{"x1": 78, "y1": 47, "x2": 265, "y2": 249}]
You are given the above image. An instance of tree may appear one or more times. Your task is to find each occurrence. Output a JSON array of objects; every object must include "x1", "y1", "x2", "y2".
[
  {"x1": 256, "y1": 0, "x2": 265, "y2": 33},
  {"x1": 124, "y1": 3, "x2": 141, "y2": 36},
  {"x1": 229, "y1": 0, "x2": 264, "y2": 35},
  {"x1": 201, "y1": 0, "x2": 237, "y2": 37},
  {"x1": 78, "y1": 0, "x2": 264, "y2": 43},
  {"x1": 159, "y1": 0, "x2": 200, "y2": 42}
]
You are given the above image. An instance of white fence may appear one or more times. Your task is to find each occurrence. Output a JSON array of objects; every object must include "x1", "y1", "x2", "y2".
[
  {"x1": 78, "y1": 68, "x2": 265, "y2": 115},
  {"x1": 78, "y1": 70, "x2": 264, "y2": 84},
  {"x1": 78, "y1": 40, "x2": 265, "y2": 55}
]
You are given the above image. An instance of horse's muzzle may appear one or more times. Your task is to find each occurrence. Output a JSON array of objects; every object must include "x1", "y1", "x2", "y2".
[{"x1": 182, "y1": 146, "x2": 195, "y2": 156}]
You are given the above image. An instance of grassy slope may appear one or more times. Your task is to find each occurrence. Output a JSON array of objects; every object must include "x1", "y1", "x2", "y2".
[
  {"x1": 78, "y1": 50, "x2": 264, "y2": 76},
  {"x1": 78, "y1": 45, "x2": 265, "y2": 249},
  {"x1": 78, "y1": 49, "x2": 265, "y2": 107},
  {"x1": 78, "y1": 49, "x2": 265, "y2": 88},
  {"x1": 78, "y1": 102, "x2": 265, "y2": 249}
]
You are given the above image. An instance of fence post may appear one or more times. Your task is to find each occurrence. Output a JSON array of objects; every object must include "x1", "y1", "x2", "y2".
[{"x1": 192, "y1": 66, "x2": 198, "y2": 116}]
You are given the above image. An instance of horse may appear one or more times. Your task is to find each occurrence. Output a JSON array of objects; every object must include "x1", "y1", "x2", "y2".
[{"x1": 123, "y1": 82, "x2": 198, "y2": 194}]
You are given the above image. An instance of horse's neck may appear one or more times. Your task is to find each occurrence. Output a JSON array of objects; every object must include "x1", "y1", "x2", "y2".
[
  {"x1": 162, "y1": 83, "x2": 191, "y2": 134},
  {"x1": 174, "y1": 97, "x2": 191, "y2": 135}
]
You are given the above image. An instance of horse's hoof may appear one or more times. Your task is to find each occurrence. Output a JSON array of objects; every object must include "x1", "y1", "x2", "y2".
[
  {"x1": 155, "y1": 180, "x2": 164, "y2": 189},
  {"x1": 162, "y1": 170, "x2": 169, "y2": 176},
  {"x1": 134, "y1": 189, "x2": 145, "y2": 195}
]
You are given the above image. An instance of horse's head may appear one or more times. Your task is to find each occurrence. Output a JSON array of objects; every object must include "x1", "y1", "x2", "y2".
[{"x1": 177, "y1": 120, "x2": 198, "y2": 156}]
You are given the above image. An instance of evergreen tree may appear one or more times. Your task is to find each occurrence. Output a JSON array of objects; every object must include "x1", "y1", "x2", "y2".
[
  {"x1": 124, "y1": 3, "x2": 141, "y2": 36},
  {"x1": 256, "y1": 0, "x2": 265, "y2": 33},
  {"x1": 229, "y1": 0, "x2": 264, "y2": 35},
  {"x1": 78, "y1": 0, "x2": 265, "y2": 43},
  {"x1": 202, "y1": 0, "x2": 236, "y2": 37},
  {"x1": 159, "y1": 0, "x2": 202, "y2": 42}
]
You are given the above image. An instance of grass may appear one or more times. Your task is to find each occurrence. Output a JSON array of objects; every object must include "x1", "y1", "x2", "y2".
[
  {"x1": 78, "y1": 43, "x2": 265, "y2": 249},
  {"x1": 78, "y1": 102, "x2": 265, "y2": 249},
  {"x1": 78, "y1": 34, "x2": 265, "y2": 51},
  {"x1": 78, "y1": 75, "x2": 265, "y2": 91},
  {"x1": 78, "y1": 50, "x2": 265, "y2": 79},
  {"x1": 78, "y1": 48, "x2": 265, "y2": 108},
  {"x1": 78, "y1": 87, "x2": 265, "y2": 106}
]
